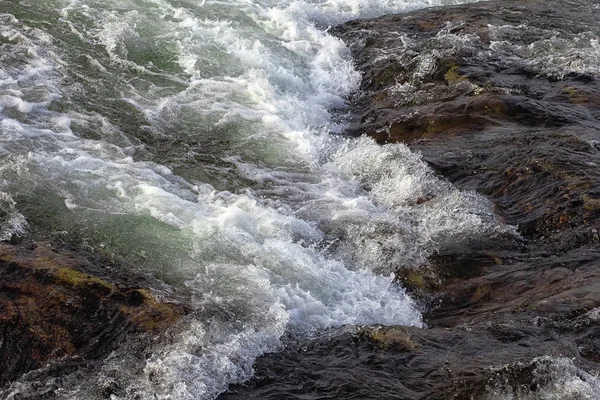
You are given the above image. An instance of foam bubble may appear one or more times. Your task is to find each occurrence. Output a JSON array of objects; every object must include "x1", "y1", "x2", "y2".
[
  {"x1": 486, "y1": 356, "x2": 600, "y2": 400},
  {"x1": 0, "y1": 192, "x2": 26, "y2": 241},
  {"x1": 0, "y1": 0, "x2": 502, "y2": 398},
  {"x1": 486, "y1": 25, "x2": 600, "y2": 79}
]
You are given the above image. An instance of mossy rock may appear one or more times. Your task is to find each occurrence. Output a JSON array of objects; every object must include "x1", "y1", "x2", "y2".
[
  {"x1": 396, "y1": 267, "x2": 440, "y2": 294},
  {"x1": 359, "y1": 326, "x2": 420, "y2": 351},
  {"x1": 0, "y1": 242, "x2": 185, "y2": 385},
  {"x1": 444, "y1": 65, "x2": 467, "y2": 85}
]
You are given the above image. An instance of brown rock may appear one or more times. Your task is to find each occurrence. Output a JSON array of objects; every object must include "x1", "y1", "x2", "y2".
[{"x1": 0, "y1": 242, "x2": 184, "y2": 386}]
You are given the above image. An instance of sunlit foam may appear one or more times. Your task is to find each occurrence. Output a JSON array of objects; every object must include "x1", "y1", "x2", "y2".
[{"x1": 0, "y1": 0, "x2": 501, "y2": 398}]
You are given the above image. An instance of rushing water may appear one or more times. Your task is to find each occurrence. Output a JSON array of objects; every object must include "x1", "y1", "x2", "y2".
[{"x1": 0, "y1": 0, "x2": 548, "y2": 398}]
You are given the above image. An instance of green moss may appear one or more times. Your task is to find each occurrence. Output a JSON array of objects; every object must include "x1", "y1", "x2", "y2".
[
  {"x1": 418, "y1": 21, "x2": 438, "y2": 30},
  {"x1": 444, "y1": 65, "x2": 466, "y2": 85},
  {"x1": 366, "y1": 327, "x2": 419, "y2": 350},
  {"x1": 119, "y1": 289, "x2": 182, "y2": 330},
  {"x1": 562, "y1": 86, "x2": 591, "y2": 104},
  {"x1": 424, "y1": 115, "x2": 481, "y2": 134},
  {"x1": 564, "y1": 86, "x2": 578, "y2": 96},
  {"x1": 405, "y1": 271, "x2": 426, "y2": 290},
  {"x1": 0, "y1": 248, "x2": 15, "y2": 263},
  {"x1": 582, "y1": 195, "x2": 600, "y2": 212},
  {"x1": 54, "y1": 267, "x2": 114, "y2": 290}
]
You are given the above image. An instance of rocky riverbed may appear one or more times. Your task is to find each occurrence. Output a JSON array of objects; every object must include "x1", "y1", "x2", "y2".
[
  {"x1": 2, "y1": 0, "x2": 600, "y2": 399},
  {"x1": 221, "y1": 0, "x2": 600, "y2": 398}
]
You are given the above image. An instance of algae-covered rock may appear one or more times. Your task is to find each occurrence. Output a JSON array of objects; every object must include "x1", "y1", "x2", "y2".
[
  {"x1": 359, "y1": 326, "x2": 420, "y2": 351},
  {"x1": 0, "y1": 242, "x2": 184, "y2": 386}
]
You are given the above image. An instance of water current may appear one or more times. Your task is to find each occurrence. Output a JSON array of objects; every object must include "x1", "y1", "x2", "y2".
[{"x1": 0, "y1": 0, "x2": 592, "y2": 398}]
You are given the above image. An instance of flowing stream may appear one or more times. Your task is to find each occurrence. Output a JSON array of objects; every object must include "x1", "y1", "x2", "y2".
[{"x1": 0, "y1": 0, "x2": 521, "y2": 398}]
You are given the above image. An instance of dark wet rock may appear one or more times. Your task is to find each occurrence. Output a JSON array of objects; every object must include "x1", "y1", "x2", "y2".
[
  {"x1": 329, "y1": 0, "x2": 600, "y2": 297},
  {"x1": 221, "y1": 255, "x2": 600, "y2": 398},
  {"x1": 222, "y1": 313, "x2": 599, "y2": 399},
  {"x1": 0, "y1": 241, "x2": 185, "y2": 387},
  {"x1": 335, "y1": 0, "x2": 600, "y2": 388},
  {"x1": 332, "y1": 0, "x2": 600, "y2": 247},
  {"x1": 220, "y1": 1, "x2": 600, "y2": 398}
]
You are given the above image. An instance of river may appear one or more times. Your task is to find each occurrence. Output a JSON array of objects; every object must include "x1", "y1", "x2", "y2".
[{"x1": 0, "y1": 0, "x2": 598, "y2": 399}]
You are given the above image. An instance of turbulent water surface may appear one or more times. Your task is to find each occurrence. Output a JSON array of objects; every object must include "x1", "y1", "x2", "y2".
[{"x1": 0, "y1": 0, "x2": 598, "y2": 398}]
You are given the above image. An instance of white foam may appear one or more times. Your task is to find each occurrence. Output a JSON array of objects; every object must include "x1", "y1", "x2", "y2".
[
  {"x1": 0, "y1": 192, "x2": 27, "y2": 241},
  {"x1": 486, "y1": 356, "x2": 600, "y2": 400},
  {"x1": 487, "y1": 25, "x2": 600, "y2": 79},
  {"x1": 0, "y1": 0, "x2": 503, "y2": 398}
]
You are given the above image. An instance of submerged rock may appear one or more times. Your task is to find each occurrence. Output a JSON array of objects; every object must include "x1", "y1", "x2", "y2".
[{"x1": 0, "y1": 241, "x2": 184, "y2": 387}]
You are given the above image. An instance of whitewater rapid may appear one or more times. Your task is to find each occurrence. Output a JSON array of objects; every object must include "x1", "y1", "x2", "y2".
[{"x1": 0, "y1": 0, "x2": 512, "y2": 398}]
